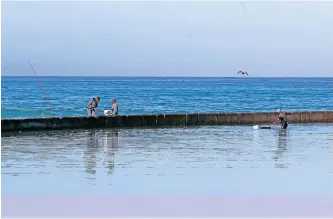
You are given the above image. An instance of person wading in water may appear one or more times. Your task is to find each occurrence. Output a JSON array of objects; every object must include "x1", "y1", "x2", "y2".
[{"x1": 276, "y1": 109, "x2": 290, "y2": 130}]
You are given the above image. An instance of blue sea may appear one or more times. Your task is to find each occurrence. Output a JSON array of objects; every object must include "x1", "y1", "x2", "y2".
[{"x1": 1, "y1": 77, "x2": 333, "y2": 118}]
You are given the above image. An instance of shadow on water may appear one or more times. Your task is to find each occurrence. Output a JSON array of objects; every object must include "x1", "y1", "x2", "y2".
[{"x1": 84, "y1": 129, "x2": 119, "y2": 178}]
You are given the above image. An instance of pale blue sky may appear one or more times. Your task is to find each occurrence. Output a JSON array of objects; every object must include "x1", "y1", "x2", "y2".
[{"x1": 1, "y1": 1, "x2": 333, "y2": 77}]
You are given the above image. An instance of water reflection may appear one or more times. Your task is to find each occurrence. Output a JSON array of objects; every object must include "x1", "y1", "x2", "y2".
[
  {"x1": 103, "y1": 129, "x2": 119, "y2": 174},
  {"x1": 83, "y1": 129, "x2": 119, "y2": 177},
  {"x1": 273, "y1": 130, "x2": 288, "y2": 168},
  {"x1": 84, "y1": 130, "x2": 99, "y2": 176},
  {"x1": 2, "y1": 125, "x2": 333, "y2": 196}
]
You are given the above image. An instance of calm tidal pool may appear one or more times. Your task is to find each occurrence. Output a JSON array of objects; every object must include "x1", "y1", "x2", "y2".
[{"x1": 2, "y1": 125, "x2": 333, "y2": 196}]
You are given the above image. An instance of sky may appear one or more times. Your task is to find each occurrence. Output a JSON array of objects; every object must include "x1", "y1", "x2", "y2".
[{"x1": 1, "y1": 1, "x2": 333, "y2": 77}]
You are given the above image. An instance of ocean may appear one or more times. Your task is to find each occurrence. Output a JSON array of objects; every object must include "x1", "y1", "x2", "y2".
[{"x1": 1, "y1": 77, "x2": 332, "y2": 118}]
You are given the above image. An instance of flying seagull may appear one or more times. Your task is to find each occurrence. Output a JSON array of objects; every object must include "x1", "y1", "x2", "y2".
[{"x1": 237, "y1": 71, "x2": 249, "y2": 76}]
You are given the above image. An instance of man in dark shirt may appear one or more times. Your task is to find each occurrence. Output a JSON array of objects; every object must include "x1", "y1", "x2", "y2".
[
  {"x1": 87, "y1": 97, "x2": 100, "y2": 117},
  {"x1": 276, "y1": 109, "x2": 289, "y2": 129}
]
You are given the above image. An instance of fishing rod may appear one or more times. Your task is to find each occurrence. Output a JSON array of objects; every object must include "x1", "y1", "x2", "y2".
[
  {"x1": 28, "y1": 61, "x2": 55, "y2": 116},
  {"x1": 240, "y1": 2, "x2": 248, "y2": 14}
]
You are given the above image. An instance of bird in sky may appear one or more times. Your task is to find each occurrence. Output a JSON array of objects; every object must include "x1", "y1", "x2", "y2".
[{"x1": 237, "y1": 71, "x2": 249, "y2": 76}]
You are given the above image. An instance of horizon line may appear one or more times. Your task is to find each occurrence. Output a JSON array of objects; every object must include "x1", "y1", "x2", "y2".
[{"x1": 2, "y1": 75, "x2": 333, "y2": 78}]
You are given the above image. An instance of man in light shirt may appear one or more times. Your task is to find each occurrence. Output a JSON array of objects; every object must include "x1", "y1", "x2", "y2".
[
  {"x1": 111, "y1": 99, "x2": 118, "y2": 115},
  {"x1": 104, "y1": 99, "x2": 118, "y2": 116}
]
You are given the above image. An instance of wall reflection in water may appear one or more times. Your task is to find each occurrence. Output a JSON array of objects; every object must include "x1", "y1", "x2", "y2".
[{"x1": 84, "y1": 129, "x2": 119, "y2": 177}]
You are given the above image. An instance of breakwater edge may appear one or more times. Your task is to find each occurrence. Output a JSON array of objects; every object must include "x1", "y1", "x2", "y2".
[{"x1": 2, "y1": 111, "x2": 333, "y2": 132}]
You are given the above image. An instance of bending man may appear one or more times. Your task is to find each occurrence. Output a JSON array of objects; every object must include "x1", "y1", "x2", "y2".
[
  {"x1": 87, "y1": 97, "x2": 100, "y2": 117},
  {"x1": 276, "y1": 109, "x2": 289, "y2": 129}
]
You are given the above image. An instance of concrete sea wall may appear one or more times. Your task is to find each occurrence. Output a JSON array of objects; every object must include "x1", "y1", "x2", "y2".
[{"x1": 2, "y1": 111, "x2": 333, "y2": 132}]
